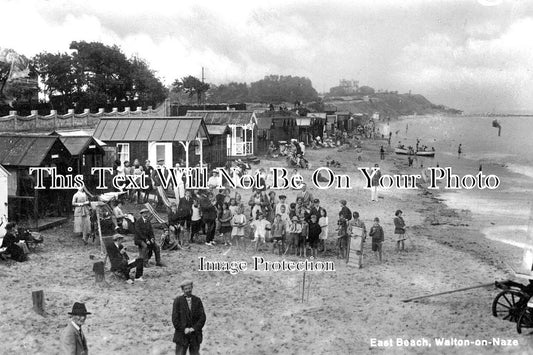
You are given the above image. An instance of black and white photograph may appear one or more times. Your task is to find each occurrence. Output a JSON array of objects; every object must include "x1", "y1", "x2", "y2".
[{"x1": 1, "y1": 0, "x2": 533, "y2": 354}]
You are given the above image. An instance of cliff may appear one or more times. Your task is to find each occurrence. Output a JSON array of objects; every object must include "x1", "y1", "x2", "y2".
[{"x1": 323, "y1": 92, "x2": 462, "y2": 117}]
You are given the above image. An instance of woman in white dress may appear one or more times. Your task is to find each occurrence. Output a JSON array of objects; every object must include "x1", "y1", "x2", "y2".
[{"x1": 72, "y1": 187, "x2": 91, "y2": 245}]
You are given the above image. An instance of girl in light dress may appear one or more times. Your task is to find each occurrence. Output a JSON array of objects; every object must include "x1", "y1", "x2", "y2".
[
  {"x1": 231, "y1": 206, "x2": 247, "y2": 250},
  {"x1": 318, "y1": 208, "x2": 329, "y2": 254}
]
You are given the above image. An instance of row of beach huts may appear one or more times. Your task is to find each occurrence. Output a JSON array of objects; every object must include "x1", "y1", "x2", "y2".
[{"x1": 0, "y1": 104, "x2": 370, "y2": 228}]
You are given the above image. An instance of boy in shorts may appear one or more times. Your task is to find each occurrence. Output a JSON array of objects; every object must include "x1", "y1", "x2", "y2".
[
  {"x1": 250, "y1": 212, "x2": 270, "y2": 252},
  {"x1": 369, "y1": 217, "x2": 384, "y2": 263}
]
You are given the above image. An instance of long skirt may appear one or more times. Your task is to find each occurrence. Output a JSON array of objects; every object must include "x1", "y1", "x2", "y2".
[{"x1": 74, "y1": 215, "x2": 91, "y2": 235}]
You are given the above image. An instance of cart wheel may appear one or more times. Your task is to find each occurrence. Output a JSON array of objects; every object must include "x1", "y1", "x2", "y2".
[
  {"x1": 517, "y1": 306, "x2": 533, "y2": 334},
  {"x1": 492, "y1": 290, "x2": 527, "y2": 322}
]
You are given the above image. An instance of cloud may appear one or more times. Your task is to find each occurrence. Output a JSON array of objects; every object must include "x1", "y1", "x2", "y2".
[
  {"x1": 1, "y1": 0, "x2": 533, "y2": 111},
  {"x1": 394, "y1": 17, "x2": 533, "y2": 112}
]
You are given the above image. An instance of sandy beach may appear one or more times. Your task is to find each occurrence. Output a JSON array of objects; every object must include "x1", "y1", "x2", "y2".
[{"x1": 2, "y1": 137, "x2": 532, "y2": 355}]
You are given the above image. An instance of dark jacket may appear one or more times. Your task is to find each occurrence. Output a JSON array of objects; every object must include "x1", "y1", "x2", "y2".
[
  {"x1": 106, "y1": 242, "x2": 129, "y2": 271},
  {"x1": 394, "y1": 216, "x2": 405, "y2": 234},
  {"x1": 339, "y1": 206, "x2": 352, "y2": 221},
  {"x1": 176, "y1": 197, "x2": 193, "y2": 219},
  {"x1": 172, "y1": 295, "x2": 206, "y2": 346},
  {"x1": 134, "y1": 217, "x2": 154, "y2": 245},
  {"x1": 1, "y1": 231, "x2": 25, "y2": 262},
  {"x1": 369, "y1": 225, "x2": 385, "y2": 242}
]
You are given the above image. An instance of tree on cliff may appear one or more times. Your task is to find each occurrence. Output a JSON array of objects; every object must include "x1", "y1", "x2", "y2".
[
  {"x1": 249, "y1": 75, "x2": 318, "y2": 103},
  {"x1": 171, "y1": 75, "x2": 210, "y2": 104},
  {"x1": 357, "y1": 85, "x2": 375, "y2": 95},
  {"x1": 0, "y1": 48, "x2": 35, "y2": 106}
]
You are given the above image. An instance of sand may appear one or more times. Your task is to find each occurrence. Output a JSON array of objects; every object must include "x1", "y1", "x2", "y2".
[{"x1": 2, "y1": 137, "x2": 532, "y2": 355}]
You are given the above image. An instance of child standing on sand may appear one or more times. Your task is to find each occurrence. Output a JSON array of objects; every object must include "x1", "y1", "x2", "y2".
[
  {"x1": 231, "y1": 206, "x2": 247, "y2": 250},
  {"x1": 271, "y1": 213, "x2": 286, "y2": 255},
  {"x1": 308, "y1": 214, "x2": 322, "y2": 259},
  {"x1": 394, "y1": 210, "x2": 406, "y2": 251},
  {"x1": 299, "y1": 217, "x2": 309, "y2": 257},
  {"x1": 337, "y1": 217, "x2": 348, "y2": 259},
  {"x1": 286, "y1": 216, "x2": 302, "y2": 255},
  {"x1": 318, "y1": 209, "x2": 329, "y2": 254},
  {"x1": 369, "y1": 217, "x2": 384, "y2": 263}
]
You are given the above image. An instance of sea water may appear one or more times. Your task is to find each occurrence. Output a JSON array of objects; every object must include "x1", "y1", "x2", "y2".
[{"x1": 386, "y1": 115, "x2": 533, "y2": 249}]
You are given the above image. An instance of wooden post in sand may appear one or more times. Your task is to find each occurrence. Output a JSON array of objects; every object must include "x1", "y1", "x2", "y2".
[
  {"x1": 301, "y1": 272, "x2": 306, "y2": 303},
  {"x1": 93, "y1": 261, "x2": 106, "y2": 285},
  {"x1": 32, "y1": 290, "x2": 45, "y2": 315},
  {"x1": 95, "y1": 207, "x2": 104, "y2": 255}
]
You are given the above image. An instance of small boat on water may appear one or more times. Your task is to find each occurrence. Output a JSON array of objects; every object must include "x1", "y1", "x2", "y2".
[{"x1": 395, "y1": 148, "x2": 435, "y2": 157}]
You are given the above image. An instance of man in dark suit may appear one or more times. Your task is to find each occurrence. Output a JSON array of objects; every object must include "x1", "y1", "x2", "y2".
[
  {"x1": 172, "y1": 280, "x2": 206, "y2": 355},
  {"x1": 134, "y1": 209, "x2": 164, "y2": 267},
  {"x1": 107, "y1": 234, "x2": 144, "y2": 284},
  {"x1": 60, "y1": 302, "x2": 91, "y2": 355}
]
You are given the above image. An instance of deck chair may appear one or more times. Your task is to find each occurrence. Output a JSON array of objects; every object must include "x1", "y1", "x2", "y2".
[
  {"x1": 143, "y1": 203, "x2": 180, "y2": 251},
  {"x1": 156, "y1": 186, "x2": 173, "y2": 209}
]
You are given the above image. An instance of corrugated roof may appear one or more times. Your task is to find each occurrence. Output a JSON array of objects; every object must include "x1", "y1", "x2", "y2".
[
  {"x1": 185, "y1": 110, "x2": 255, "y2": 125},
  {"x1": 206, "y1": 125, "x2": 230, "y2": 136},
  {"x1": 0, "y1": 135, "x2": 61, "y2": 166},
  {"x1": 52, "y1": 129, "x2": 105, "y2": 146},
  {"x1": 93, "y1": 117, "x2": 209, "y2": 142},
  {"x1": 59, "y1": 136, "x2": 103, "y2": 156}
]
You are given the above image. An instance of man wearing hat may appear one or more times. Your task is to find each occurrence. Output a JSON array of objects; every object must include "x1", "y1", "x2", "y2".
[
  {"x1": 107, "y1": 234, "x2": 144, "y2": 284},
  {"x1": 134, "y1": 209, "x2": 164, "y2": 267},
  {"x1": 60, "y1": 302, "x2": 91, "y2": 355},
  {"x1": 172, "y1": 280, "x2": 206, "y2": 355}
]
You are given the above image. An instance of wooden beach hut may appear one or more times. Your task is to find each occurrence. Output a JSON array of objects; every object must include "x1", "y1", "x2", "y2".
[
  {"x1": 0, "y1": 134, "x2": 71, "y2": 229},
  {"x1": 93, "y1": 116, "x2": 211, "y2": 169},
  {"x1": 185, "y1": 110, "x2": 258, "y2": 158}
]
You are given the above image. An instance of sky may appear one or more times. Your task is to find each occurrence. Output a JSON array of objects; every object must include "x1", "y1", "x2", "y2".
[{"x1": 2, "y1": 0, "x2": 533, "y2": 113}]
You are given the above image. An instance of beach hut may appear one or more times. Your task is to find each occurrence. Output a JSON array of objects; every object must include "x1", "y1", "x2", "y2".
[
  {"x1": 296, "y1": 117, "x2": 312, "y2": 144},
  {"x1": 185, "y1": 110, "x2": 258, "y2": 158},
  {"x1": 0, "y1": 134, "x2": 71, "y2": 228},
  {"x1": 256, "y1": 110, "x2": 298, "y2": 144},
  {"x1": 204, "y1": 125, "x2": 230, "y2": 167},
  {"x1": 93, "y1": 116, "x2": 211, "y2": 168},
  {"x1": 49, "y1": 131, "x2": 106, "y2": 189},
  {"x1": 0, "y1": 164, "x2": 9, "y2": 236}
]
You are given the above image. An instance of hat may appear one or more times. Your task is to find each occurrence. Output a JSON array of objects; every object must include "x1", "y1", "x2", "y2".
[
  {"x1": 279, "y1": 195, "x2": 286, "y2": 199},
  {"x1": 212, "y1": 170, "x2": 219, "y2": 174},
  {"x1": 112, "y1": 233, "x2": 124, "y2": 241},
  {"x1": 180, "y1": 280, "x2": 193, "y2": 288},
  {"x1": 340, "y1": 199, "x2": 347, "y2": 205},
  {"x1": 68, "y1": 302, "x2": 91, "y2": 316},
  {"x1": 139, "y1": 208, "x2": 149, "y2": 214},
  {"x1": 291, "y1": 216, "x2": 299, "y2": 221},
  {"x1": 5, "y1": 222, "x2": 16, "y2": 230},
  {"x1": 374, "y1": 217, "x2": 380, "y2": 222},
  {"x1": 157, "y1": 159, "x2": 165, "y2": 164},
  {"x1": 313, "y1": 199, "x2": 320, "y2": 203}
]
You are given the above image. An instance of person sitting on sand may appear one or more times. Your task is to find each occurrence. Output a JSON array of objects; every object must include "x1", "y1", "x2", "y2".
[
  {"x1": 0, "y1": 222, "x2": 27, "y2": 262},
  {"x1": 369, "y1": 217, "x2": 384, "y2": 263},
  {"x1": 108, "y1": 234, "x2": 145, "y2": 283},
  {"x1": 394, "y1": 210, "x2": 407, "y2": 251}
]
